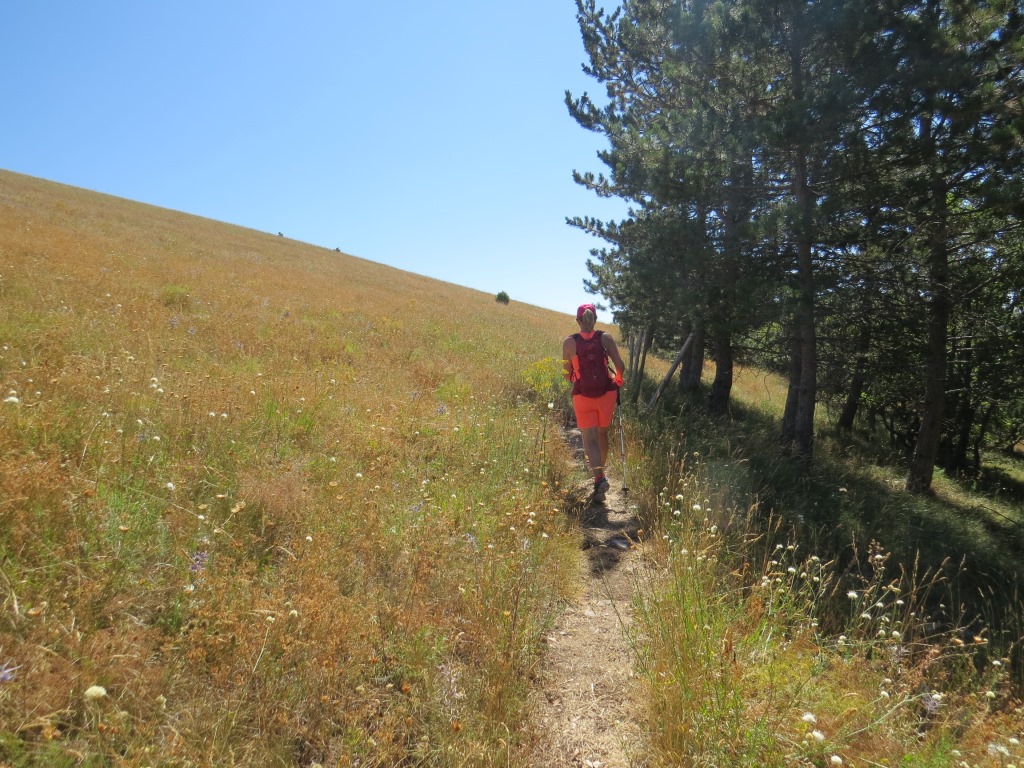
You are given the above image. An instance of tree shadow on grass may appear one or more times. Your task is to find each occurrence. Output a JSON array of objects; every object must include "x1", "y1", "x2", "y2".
[
  {"x1": 642, "y1": 386, "x2": 1024, "y2": 630},
  {"x1": 967, "y1": 457, "x2": 1024, "y2": 508}
]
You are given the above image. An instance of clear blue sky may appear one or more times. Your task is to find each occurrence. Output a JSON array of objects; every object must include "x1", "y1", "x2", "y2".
[{"x1": 0, "y1": 1, "x2": 628, "y2": 316}]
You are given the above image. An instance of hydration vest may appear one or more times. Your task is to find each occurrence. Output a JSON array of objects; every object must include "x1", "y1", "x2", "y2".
[{"x1": 572, "y1": 331, "x2": 616, "y2": 397}]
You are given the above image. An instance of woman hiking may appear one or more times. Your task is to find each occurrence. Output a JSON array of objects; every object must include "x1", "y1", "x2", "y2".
[{"x1": 562, "y1": 303, "x2": 626, "y2": 502}]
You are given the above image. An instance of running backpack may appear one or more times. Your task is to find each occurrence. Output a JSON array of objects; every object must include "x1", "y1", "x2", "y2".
[{"x1": 572, "y1": 331, "x2": 615, "y2": 397}]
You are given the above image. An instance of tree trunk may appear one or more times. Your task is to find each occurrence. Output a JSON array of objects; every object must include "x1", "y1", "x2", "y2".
[
  {"x1": 681, "y1": 322, "x2": 705, "y2": 391},
  {"x1": 838, "y1": 327, "x2": 871, "y2": 431},
  {"x1": 626, "y1": 331, "x2": 641, "y2": 388},
  {"x1": 631, "y1": 325, "x2": 654, "y2": 405},
  {"x1": 781, "y1": 321, "x2": 801, "y2": 444},
  {"x1": 952, "y1": 399, "x2": 974, "y2": 473},
  {"x1": 945, "y1": 337, "x2": 977, "y2": 474},
  {"x1": 907, "y1": 116, "x2": 950, "y2": 494},
  {"x1": 908, "y1": 290, "x2": 949, "y2": 492},
  {"x1": 644, "y1": 332, "x2": 695, "y2": 414},
  {"x1": 708, "y1": 330, "x2": 733, "y2": 415},
  {"x1": 706, "y1": 156, "x2": 747, "y2": 418},
  {"x1": 678, "y1": 319, "x2": 693, "y2": 391},
  {"x1": 973, "y1": 402, "x2": 995, "y2": 475},
  {"x1": 781, "y1": 40, "x2": 818, "y2": 457},
  {"x1": 792, "y1": 159, "x2": 817, "y2": 455},
  {"x1": 639, "y1": 327, "x2": 653, "y2": 381}
]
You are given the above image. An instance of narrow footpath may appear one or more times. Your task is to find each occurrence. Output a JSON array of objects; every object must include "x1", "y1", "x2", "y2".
[{"x1": 527, "y1": 429, "x2": 647, "y2": 767}]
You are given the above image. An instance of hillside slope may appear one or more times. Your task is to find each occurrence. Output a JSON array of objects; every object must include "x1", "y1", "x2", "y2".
[{"x1": 0, "y1": 169, "x2": 592, "y2": 765}]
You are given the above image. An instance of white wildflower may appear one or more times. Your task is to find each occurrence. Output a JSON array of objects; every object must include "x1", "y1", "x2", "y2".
[{"x1": 84, "y1": 685, "x2": 107, "y2": 700}]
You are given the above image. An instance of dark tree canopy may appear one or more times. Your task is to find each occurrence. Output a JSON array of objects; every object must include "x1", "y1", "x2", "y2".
[{"x1": 569, "y1": 0, "x2": 1024, "y2": 492}]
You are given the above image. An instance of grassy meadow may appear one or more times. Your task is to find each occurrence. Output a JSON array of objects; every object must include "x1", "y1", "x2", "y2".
[
  {"x1": 4, "y1": 168, "x2": 1024, "y2": 768},
  {"x1": 621, "y1": 366, "x2": 1024, "y2": 767},
  {"x1": 0, "y1": 170, "x2": 586, "y2": 766}
]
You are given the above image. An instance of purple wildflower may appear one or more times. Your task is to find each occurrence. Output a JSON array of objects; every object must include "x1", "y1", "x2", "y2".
[{"x1": 189, "y1": 551, "x2": 209, "y2": 574}]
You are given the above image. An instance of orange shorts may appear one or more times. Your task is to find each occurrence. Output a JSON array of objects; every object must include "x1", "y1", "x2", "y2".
[{"x1": 573, "y1": 389, "x2": 618, "y2": 429}]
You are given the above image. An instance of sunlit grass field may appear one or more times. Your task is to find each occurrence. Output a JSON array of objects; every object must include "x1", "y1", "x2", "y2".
[
  {"x1": 623, "y1": 365, "x2": 1024, "y2": 767},
  {"x1": 5, "y1": 168, "x2": 1024, "y2": 768},
  {"x1": 0, "y1": 170, "x2": 587, "y2": 766}
]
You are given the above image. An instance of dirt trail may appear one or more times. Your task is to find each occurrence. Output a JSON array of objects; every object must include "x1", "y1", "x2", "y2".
[{"x1": 527, "y1": 429, "x2": 647, "y2": 767}]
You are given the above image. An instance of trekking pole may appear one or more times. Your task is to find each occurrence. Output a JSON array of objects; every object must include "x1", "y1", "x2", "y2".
[{"x1": 617, "y1": 389, "x2": 629, "y2": 496}]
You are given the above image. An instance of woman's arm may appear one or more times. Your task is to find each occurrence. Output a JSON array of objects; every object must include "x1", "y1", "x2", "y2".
[{"x1": 562, "y1": 336, "x2": 577, "y2": 382}]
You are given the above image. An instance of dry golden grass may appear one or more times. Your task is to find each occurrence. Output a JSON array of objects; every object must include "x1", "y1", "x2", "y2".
[
  {"x1": 0, "y1": 170, "x2": 594, "y2": 766},
  {"x1": 14, "y1": 167, "x2": 1020, "y2": 768},
  {"x1": 631, "y1": 467, "x2": 1024, "y2": 767},
  {"x1": 623, "y1": 376, "x2": 1024, "y2": 767}
]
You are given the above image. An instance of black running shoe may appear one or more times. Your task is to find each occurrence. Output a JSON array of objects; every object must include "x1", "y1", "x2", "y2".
[{"x1": 593, "y1": 476, "x2": 610, "y2": 502}]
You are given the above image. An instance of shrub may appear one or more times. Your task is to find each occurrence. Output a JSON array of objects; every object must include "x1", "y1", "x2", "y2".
[{"x1": 160, "y1": 284, "x2": 192, "y2": 309}]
